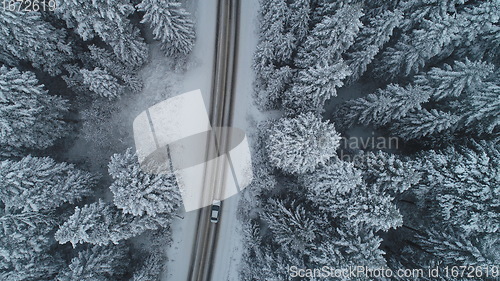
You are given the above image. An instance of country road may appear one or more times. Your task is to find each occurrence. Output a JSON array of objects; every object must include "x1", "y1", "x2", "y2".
[
  {"x1": 161, "y1": 0, "x2": 248, "y2": 280},
  {"x1": 187, "y1": 0, "x2": 240, "y2": 280}
]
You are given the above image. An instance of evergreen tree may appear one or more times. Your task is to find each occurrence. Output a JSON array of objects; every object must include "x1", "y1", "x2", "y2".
[
  {"x1": 0, "y1": 156, "x2": 95, "y2": 212},
  {"x1": 295, "y1": 4, "x2": 363, "y2": 69},
  {"x1": 81, "y1": 68, "x2": 124, "y2": 100},
  {"x1": 55, "y1": 200, "x2": 170, "y2": 247},
  {"x1": 391, "y1": 109, "x2": 459, "y2": 140},
  {"x1": 283, "y1": 59, "x2": 350, "y2": 114},
  {"x1": 417, "y1": 140, "x2": 499, "y2": 234},
  {"x1": 0, "y1": 7, "x2": 71, "y2": 75},
  {"x1": 310, "y1": 225, "x2": 386, "y2": 268},
  {"x1": 137, "y1": 0, "x2": 196, "y2": 57},
  {"x1": 266, "y1": 112, "x2": 340, "y2": 174},
  {"x1": 57, "y1": 244, "x2": 129, "y2": 281},
  {"x1": 413, "y1": 59, "x2": 495, "y2": 101},
  {"x1": 458, "y1": 82, "x2": 500, "y2": 135},
  {"x1": 130, "y1": 253, "x2": 164, "y2": 281},
  {"x1": 0, "y1": 66, "x2": 69, "y2": 150},
  {"x1": 415, "y1": 228, "x2": 498, "y2": 267},
  {"x1": 108, "y1": 148, "x2": 181, "y2": 217},
  {"x1": 0, "y1": 212, "x2": 62, "y2": 280},
  {"x1": 455, "y1": 0, "x2": 500, "y2": 61},
  {"x1": 289, "y1": 0, "x2": 311, "y2": 43},
  {"x1": 55, "y1": 0, "x2": 148, "y2": 67},
  {"x1": 375, "y1": 13, "x2": 460, "y2": 80},
  {"x1": 261, "y1": 199, "x2": 318, "y2": 254},
  {"x1": 253, "y1": 64, "x2": 294, "y2": 110},
  {"x1": 302, "y1": 160, "x2": 362, "y2": 201},
  {"x1": 88, "y1": 46, "x2": 143, "y2": 93},
  {"x1": 346, "y1": 9, "x2": 403, "y2": 83},
  {"x1": 257, "y1": 0, "x2": 295, "y2": 64},
  {"x1": 336, "y1": 84, "x2": 430, "y2": 128},
  {"x1": 352, "y1": 151, "x2": 421, "y2": 194}
]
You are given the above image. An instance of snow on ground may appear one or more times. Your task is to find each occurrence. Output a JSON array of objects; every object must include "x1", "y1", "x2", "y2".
[{"x1": 161, "y1": 0, "x2": 218, "y2": 280}]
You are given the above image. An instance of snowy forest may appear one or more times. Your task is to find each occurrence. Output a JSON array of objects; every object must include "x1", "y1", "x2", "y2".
[
  {"x1": 240, "y1": 0, "x2": 499, "y2": 280},
  {"x1": 0, "y1": 0, "x2": 195, "y2": 279}
]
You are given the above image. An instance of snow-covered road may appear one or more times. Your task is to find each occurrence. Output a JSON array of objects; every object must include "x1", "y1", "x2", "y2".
[{"x1": 162, "y1": 0, "x2": 259, "y2": 280}]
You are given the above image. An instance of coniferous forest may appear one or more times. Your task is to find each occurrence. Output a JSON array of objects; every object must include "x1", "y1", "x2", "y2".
[
  {"x1": 1, "y1": 0, "x2": 194, "y2": 279},
  {"x1": 240, "y1": 0, "x2": 499, "y2": 280}
]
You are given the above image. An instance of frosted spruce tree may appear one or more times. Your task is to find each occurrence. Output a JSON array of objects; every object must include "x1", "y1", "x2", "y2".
[
  {"x1": 346, "y1": 9, "x2": 403, "y2": 83},
  {"x1": 352, "y1": 151, "x2": 421, "y2": 194},
  {"x1": 310, "y1": 225, "x2": 386, "y2": 268},
  {"x1": 108, "y1": 148, "x2": 181, "y2": 217},
  {"x1": 295, "y1": 4, "x2": 363, "y2": 69},
  {"x1": 0, "y1": 156, "x2": 95, "y2": 212},
  {"x1": 0, "y1": 212, "x2": 61, "y2": 279},
  {"x1": 417, "y1": 140, "x2": 499, "y2": 234},
  {"x1": 336, "y1": 84, "x2": 430, "y2": 128},
  {"x1": 266, "y1": 112, "x2": 340, "y2": 174},
  {"x1": 303, "y1": 163, "x2": 402, "y2": 232},
  {"x1": 283, "y1": 59, "x2": 350, "y2": 114},
  {"x1": 301, "y1": 160, "x2": 362, "y2": 201},
  {"x1": 137, "y1": 0, "x2": 196, "y2": 57},
  {"x1": 130, "y1": 253, "x2": 164, "y2": 281},
  {"x1": 283, "y1": 3, "x2": 362, "y2": 113},
  {"x1": 56, "y1": 244, "x2": 129, "y2": 281},
  {"x1": 55, "y1": 200, "x2": 171, "y2": 247},
  {"x1": 0, "y1": 6, "x2": 71, "y2": 75},
  {"x1": 55, "y1": 0, "x2": 148, "y2": 67},
  {"x1": 81, "y1": 68, "x2": 124, "y2": 100},
  {"x1": 261, "y1": 199, "x2": 317, "y2": 254},
  {"x1": 0, "y1": 66, "x2": 69, "y2": 150},
  {"x1": 88, "y1": 45, "x2": 144, "y2": 93}
]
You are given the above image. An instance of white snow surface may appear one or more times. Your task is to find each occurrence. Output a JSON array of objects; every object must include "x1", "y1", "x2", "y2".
[{"x1": 162, "y1": 0, "x2": 260, "y2": 280}]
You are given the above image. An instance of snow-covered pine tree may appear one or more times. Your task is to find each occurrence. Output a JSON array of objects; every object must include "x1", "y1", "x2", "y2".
[
  {"x1": 130, "y1": 252, "x2": 165, "y2": 281},
  {"x1": 295, "y1": 4, "x2": 363, "y2": 69},
  {"x1": 391, "y1": 109, "x2": 459, "y2": 140},
  {"x1": 0, "y1": 6, "x2": 71, "y2": 75},
  {"x1": 458, "y1": 82, "x2": 500, "y2": 135},
  {"x1": 55, "y1": 0, "x2": 148, "y2": 68},
  {"x1": 88, "y1": 46, "x2": 143, "y2": 93},
  {"x1": 252, "y1": 64, "x2": 294, "y2": 110},
  {"x1": 261, "y1": 199, "x2": 317, "y2": 255},
  {"x1": 310, "y1": 225, "x2": 386, "y2": 268},
  {"x1": 0, "y1": 66, "x2": 69, "y2": 150},
  {"x1": 413, "y1": 59, "x2": 495, "y2": 101},
  {"x1": 55, "y1": 200, "x2": 171, "y2": 246},
  {"x1": 335, "y1": 84, "x2": 430, "y2": 128},
  {"x1": 266, "y1": 112, "x2": 340, "y2": 174},
  {"x1": 302, "y1": 160, "x2": 362, "y2": 202},
  {"x1": 346, "y1": 9, "x2": 403, "y2": 83},
  {"x1": 108, "y1": 148, "x2": 181, "y2": 217},
  {"x1": 374, "y1": 13, "x2": 460, "y2": 80},
  {"x1": 289, "y1": 0, "x2": 311, "y2": 43},
  {"x1": 0, "y1": 212, "x2": 57, "y2": 276},
  {"x1": 414, "y1": 228, "x2": 497, "y2": 267},
  {"x1": 0, "y1": 156, "x2": 95, "y2": 212},
  {"x1": 257, "y1": 0, "x2": 295, "y2": 64},
  {"x1": 56, "y1": 244, "x2": 129, "y2": 281},
  {"x1": 283, "y1": 59, "x2": 350, "y2": 114},
  {"x1": 417, "y1": 140, "x2": 499, "y2": 234},
  {"x1": 352, "y1": 151, "x2": 421, "y2": 194},
  {"x1": 455, "y1": 0, "x2": 500, "y2": 62},
  {"x1": 137, "y1": 0, "x2": 196, "y2": 57},
  {"x1": 81, "y1": 68, "x2": 124, "y2": 100}
]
